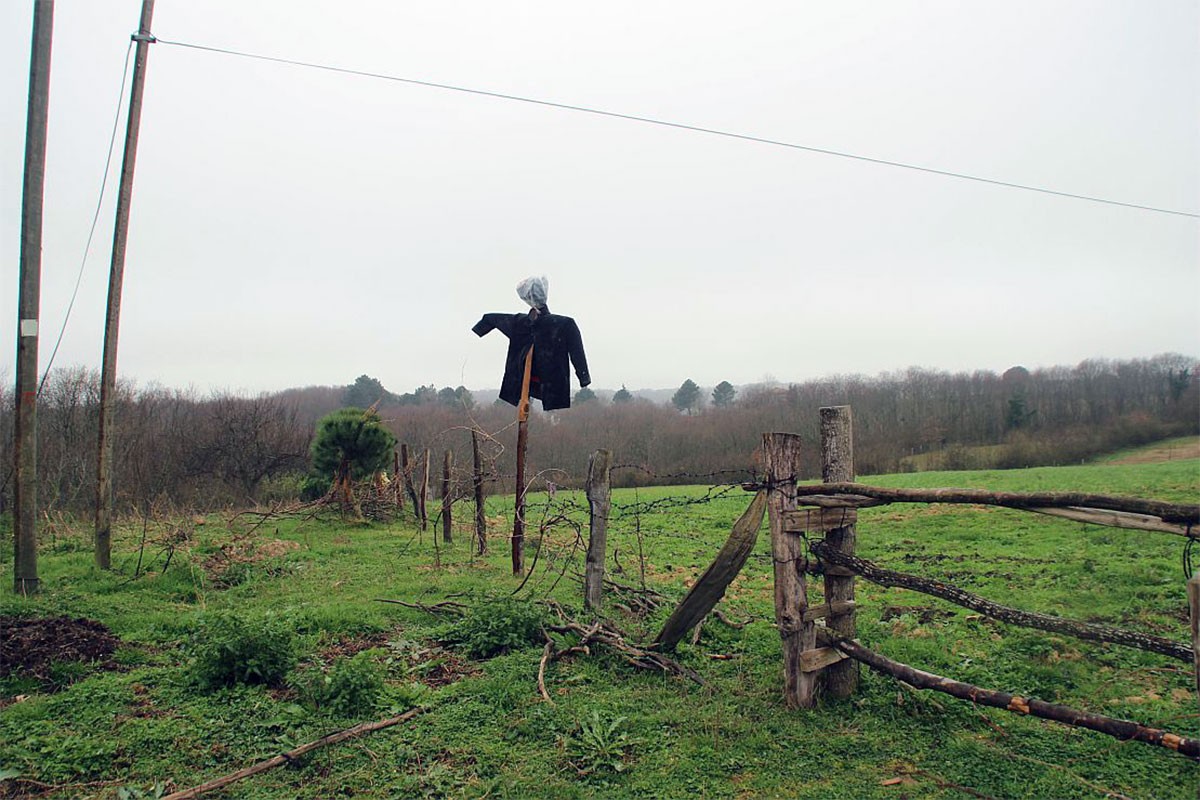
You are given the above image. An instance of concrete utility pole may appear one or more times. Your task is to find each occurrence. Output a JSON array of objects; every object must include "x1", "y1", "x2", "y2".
[
  {"x1": 95, "y1": 0, "x2": 155, "y2": 569},
  {"x1": 13, "y1": 0, "x2": 55, "y2": 595}
]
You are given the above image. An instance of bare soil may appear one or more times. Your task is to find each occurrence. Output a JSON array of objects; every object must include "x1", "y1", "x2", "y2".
[{"x1": 0, "y1": 616, "x2": 120, "y2": 686}]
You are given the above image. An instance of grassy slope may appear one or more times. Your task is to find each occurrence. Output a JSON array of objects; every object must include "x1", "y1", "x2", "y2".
[{"x1": 1, "y1": 454, "x2": 1198, "y2": 799}]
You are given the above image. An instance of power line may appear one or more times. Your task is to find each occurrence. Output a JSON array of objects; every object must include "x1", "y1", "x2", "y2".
[
  {"x1": 155, "y1": 36, "x2": 1199, "y2": 220},
  {"x1": 37, "y1": 40, "x2": 135, "y2": 395}
]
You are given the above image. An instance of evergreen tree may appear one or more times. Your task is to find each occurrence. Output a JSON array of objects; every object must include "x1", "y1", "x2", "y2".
[
  {"x1": 612, "y1": 385, "x2": 633, "y2": 404},
  {"x1": 308, "y1": 407, "x2": 397, "y2": 512},
  {"x1": 712, "y1": 380, "x2": 737, "y2": 408},
  {"x1": 575, "y1": 387, "x2": 597, "y2": 404},
  {"x1": 343, "y1": 375, "x2": 392, "y2": 408},
  {"x1": 671, "y1": 379, "x2": 702, "y2": 415}
]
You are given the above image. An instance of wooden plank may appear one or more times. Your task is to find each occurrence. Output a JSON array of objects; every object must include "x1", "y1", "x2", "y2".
[
  {"x1": 1026, "y1": 506, "x2": 1193, "y2": 536},
  {"x1": 796, "y1": 494, "x2": 886, "y2": 509},
  {"x1": 802, "y1": 600, "x2": 856, "y2": 623},
  {"x1": 782, "y1": 507, "x2": 857, "y2": 533},
  {"x1": 764, "y1": 432, "x2": 817, "y2": 709},
  {"x1": 801, "y1": 646, "x2": 849, "y2": 673},
  {"x1": 653, "y1": 490, "x2": 767, "y2": 650}
]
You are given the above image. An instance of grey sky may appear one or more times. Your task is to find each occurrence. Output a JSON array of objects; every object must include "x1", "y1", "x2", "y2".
[{"x1": 4, "y1": 1, "x2": 1198, "y2": 396}]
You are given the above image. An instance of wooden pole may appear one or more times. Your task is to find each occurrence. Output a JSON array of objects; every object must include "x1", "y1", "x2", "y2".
[
  {"x1": 13, "y1": 0, "x2": 54, "y2": 595},
  {"x1": 826, "y1": 635, "x2": 1200, "y2": 760},
  {"x1": 653, "y1": 490, "x2": 767, "y2": 650},
  {"x1": 1189, "y1": 572, "x2": 1200, "y2": 709},
  {"x1": 400, "y1": 444, "x2": 419, "y2": 519},
  {"x1": 441, "y1": 450, "x2": 453, "y2": 544},
  {"x1": 418, "y1": 449, "x2": 429, "y2": 532},
  {"x1": 583, "y1": 449, "x2": 612, "y2": 610},
  {"x1": 763, "y1": 432, "x2": 816, "y2": 708},
  {"x1": 819, "y1": 406, "x2": 858, "y2": 698},
  {"x1": 95, "y1": 0, "x2": 155, "y2": 569},
  {"x1": 471, "y1": 430, "x2": 486, "y2": 555},
  {"x1": 512, "y1": 345, "x2": 534, "y2": 575},
  {"x1": 392, "y1": 450, "x2": 403, "y2": 509}
]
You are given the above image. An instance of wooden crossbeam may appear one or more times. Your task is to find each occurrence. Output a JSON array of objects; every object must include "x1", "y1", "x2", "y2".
[{"x1": 782, "y1": 507, "x2": 857, "y2": 534}]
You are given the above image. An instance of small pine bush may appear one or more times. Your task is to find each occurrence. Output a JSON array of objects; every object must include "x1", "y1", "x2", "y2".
[
  {"x1": 439, "y1": 598, "x2": 547, "y2": 658},
  {"x1": 189, "y1": 612, "x2": 296, "y2": 690}
]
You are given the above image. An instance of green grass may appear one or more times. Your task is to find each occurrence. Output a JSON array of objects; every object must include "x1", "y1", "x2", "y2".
[{"x1": 1, "y1": 455, "x2": 1198, "y2": 798}]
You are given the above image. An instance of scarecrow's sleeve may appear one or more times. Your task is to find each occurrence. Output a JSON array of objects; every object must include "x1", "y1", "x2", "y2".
[
  {"x1": 566, "y1": 318, "x2": 590, "y2": 387},
  {"x1": 472, "y1": 313, "x2": 517, "y2": 338}
]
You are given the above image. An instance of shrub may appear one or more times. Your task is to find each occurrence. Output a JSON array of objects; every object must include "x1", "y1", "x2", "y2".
[
  {"x1": 292, "y1": 652, "x2": 386, "y2": 716},
  {"x1": 188, "y1": 612, "x2": 296, "y2": 690},
  {"x1": 438, "y1": 598, "x2": 547, "y2": 658}
]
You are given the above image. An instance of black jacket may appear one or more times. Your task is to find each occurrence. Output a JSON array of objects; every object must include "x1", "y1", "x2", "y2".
[{"x1": 472, "y1": 306, "x2": 590, "y2": 411}]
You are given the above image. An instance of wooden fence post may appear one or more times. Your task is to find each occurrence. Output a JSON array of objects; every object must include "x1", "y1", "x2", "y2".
[
  {"x1": 1190, "y1": 571, "x2": 1200, "y2": 709},
  {"x1": 472, "y1": 431, "x2": 487, "y2": 556},
  {"x1": 820, "y1": 405, "x2": 858, "y2": 699},
  {"x1": 763, "y1": 432, "x2": 817, "y2": 708},
  {"x1": 441, "y1": 450, "x2": 453, "y2": 544},
  {"x1": 392, "y1": 450, "x2": 404, "y2": 509},
  {"x1": 419, "y1": 449, "x2": 430, "y2": 532},
  {"x1": 584, "y1": 449, "x2": 612, "y2": 611},
  {"x1": 400, "y1": 444, "x2": 419, "y2": 520}
]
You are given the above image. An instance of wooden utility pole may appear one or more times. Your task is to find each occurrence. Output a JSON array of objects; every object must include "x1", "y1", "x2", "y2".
[
  {"x1": 820, "y1": 406, "x2": 858, "y2": 698},
  {"x1": 13, "y1": 0, "x2": 55, "y2": 595},
  {"x1": 95, "y1": 0, "x2": 155, "y2": 569},
  {"x1": 511, "y1": 345, "x2": 534, "y2": 575}
]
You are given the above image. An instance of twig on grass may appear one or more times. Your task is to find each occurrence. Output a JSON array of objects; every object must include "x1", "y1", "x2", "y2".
[{"x1": 161, "y1": 708, "x2": 423, "y2": 800}]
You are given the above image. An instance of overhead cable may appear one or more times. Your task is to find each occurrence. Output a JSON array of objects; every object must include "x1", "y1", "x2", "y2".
[{"x1": 155, "y1": 36, "x2": 1198, "y2": 219}]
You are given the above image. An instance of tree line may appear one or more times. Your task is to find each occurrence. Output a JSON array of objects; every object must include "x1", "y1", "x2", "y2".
[{"x1": 0, "y1": 354, "x2": 1194, "y2": 517}]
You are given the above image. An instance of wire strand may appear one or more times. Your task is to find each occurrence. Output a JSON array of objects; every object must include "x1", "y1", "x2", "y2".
[
  {"x1": 154, "y1": 36, "x2": 1198, "y2": 220},
  {"x1": 37, "y1": 40, "x2": 135, "y2": 395}
]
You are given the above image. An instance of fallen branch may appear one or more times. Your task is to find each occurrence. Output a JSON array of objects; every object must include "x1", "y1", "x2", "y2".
[
  {"x1": 825, "y1": 636, "x2": 1200, "y2": 760},
  {"x1": 810, "y1": 541, "x2": 1192, "y2": 662},
  {"x1": 372, "y1": 599, "x2": 468, "y2": 616},
  {"x1": 544, "y1": 601, "x2": 706, "y2": 686},
  {"x1": 794, "y1": 482, "x2": 1200, "y2": 526},
  {"x1": 161, "y1": 708, "x2": 423, "y2": 800},
  {"x1": 537, "y1": 639, "x2": 555, "y2": 704}
]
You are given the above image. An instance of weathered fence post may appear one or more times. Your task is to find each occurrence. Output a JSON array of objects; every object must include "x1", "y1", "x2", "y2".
[
  {"x1": 472, "y1": 430, "x2": 487, "y2": 556},
  {"x1": 763, "y1": 432, "x2": 817, "y2": 708},
  {"x1": 820, "y1": 405, "x2": 858, "y2": 699},
  {"x1": 419, "y1": 449, "x2": 430, "y2": 532},
  {"x1": 1190, "y1": 571, "x2": 1200, "y2": 709},
  {"x1": 441, "y1": 450, "x2": 453, "y2": 544},
  {"x1": 400, "y1": 444, "x2": 419, "y2": 520},
  {"x1": 584, "y1": 449, "x2": 612, "y2": 611},
  {"x1": 392, "y1": 450, "x2": 404, "y2": 509}
]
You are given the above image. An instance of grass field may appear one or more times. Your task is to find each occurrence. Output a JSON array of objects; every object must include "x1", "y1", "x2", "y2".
[{"x1": 1, "y1": 445, "x2": 1198, "y2": 798}]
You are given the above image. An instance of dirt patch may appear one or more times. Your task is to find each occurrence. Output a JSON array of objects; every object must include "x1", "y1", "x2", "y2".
[
  {"x1": 1109, "y1": 437, "x2": 1200, "y2": 465},
  {"x1": 0, "y1": 616, "x2": 121, "y2": 686}
]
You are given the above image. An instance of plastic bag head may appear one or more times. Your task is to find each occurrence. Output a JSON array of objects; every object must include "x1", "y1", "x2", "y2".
[{"x1": 516, "y1": 276, "x2": 549, "y2": 309}]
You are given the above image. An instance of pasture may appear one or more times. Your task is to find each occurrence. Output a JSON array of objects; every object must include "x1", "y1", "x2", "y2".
[{"x1": 1, "y1": 449, "x2": 1198, "y2": 798}]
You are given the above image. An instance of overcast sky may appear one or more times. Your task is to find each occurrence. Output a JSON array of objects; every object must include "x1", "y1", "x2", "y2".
[{"x1": 3, "y1": 1, "x2": 1197, "y2": 397}]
